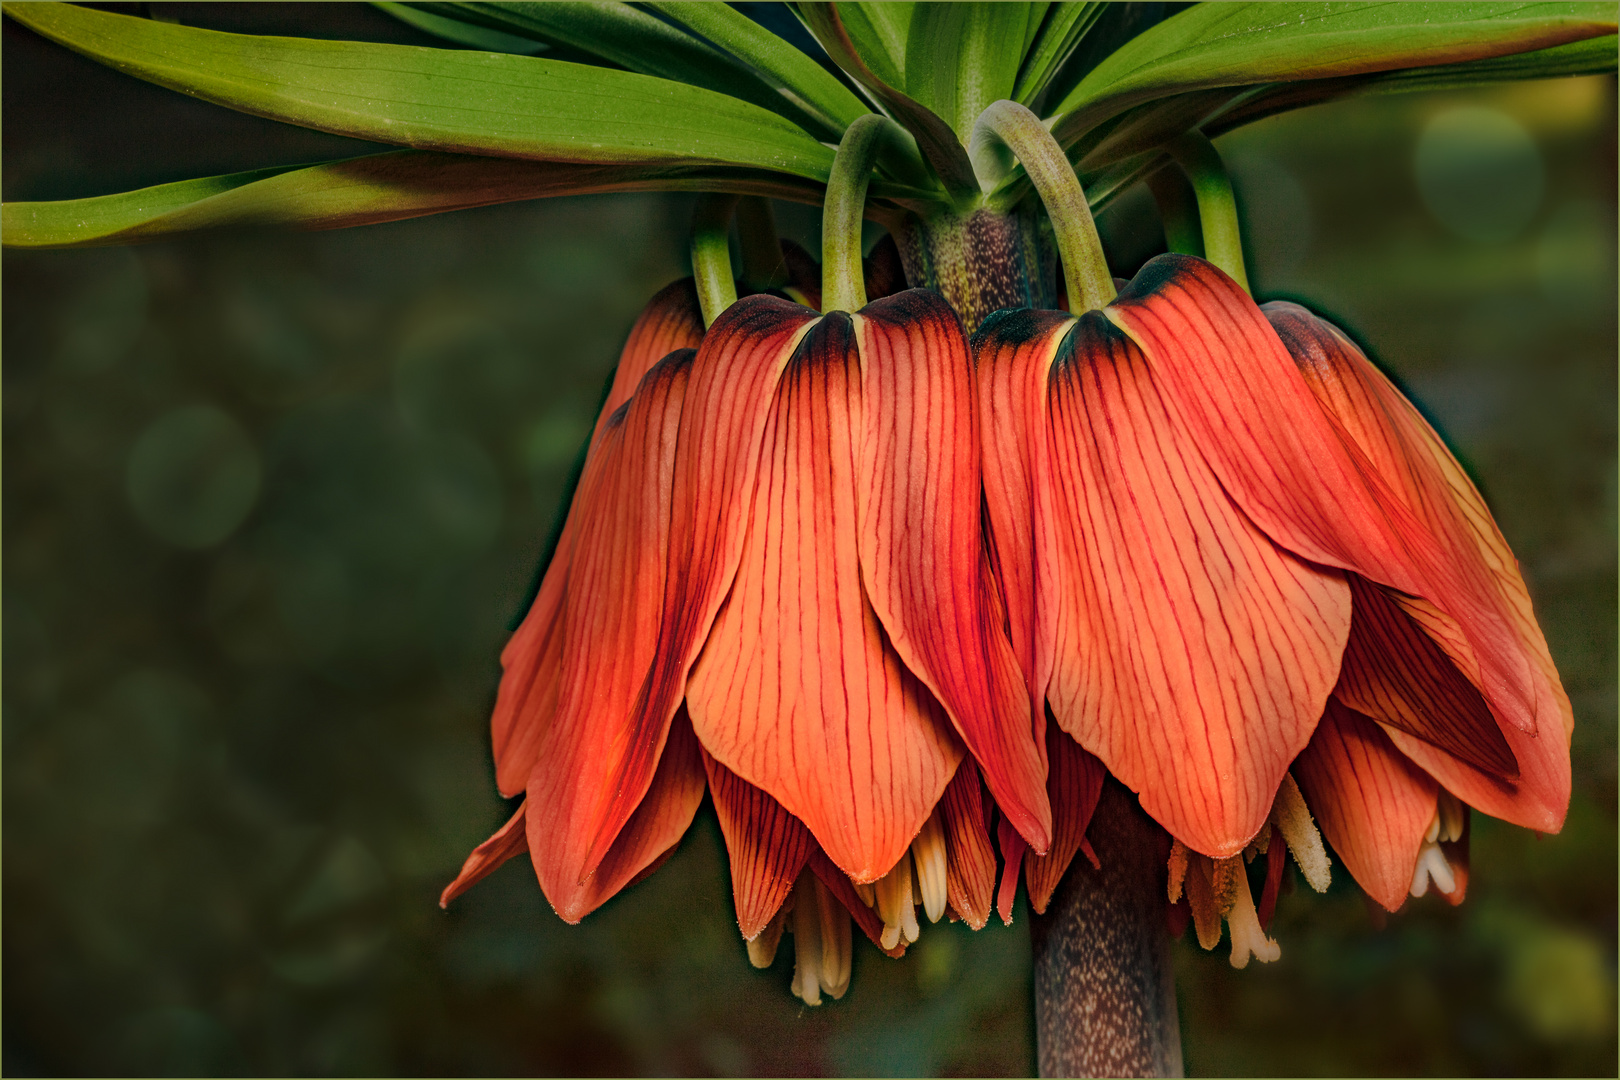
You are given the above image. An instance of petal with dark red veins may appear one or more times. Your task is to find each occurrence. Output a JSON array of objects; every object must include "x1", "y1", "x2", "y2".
[
  {"x1": 1294, "y1": 700, "x2": 1437, "y2": 913},
  {"x1": 996, "y1": 815, "x2": 1027, "y2": 926},
  {"x1": 593, "y1": 278, "x2": 706, "y2": 445},
  {"x1": 568, "y1": 297, "x2": 817, "y2": 888},
  {"x1": 491, "y1": 280, "x2": 703, "y2": 796},
  {"x1": 938, "y1": 759, "x2": 998, "y2": 929},
  {"x1": 1336, "y1": 575, "x2": 1519, "y2": 779},
  {"x1": 1025, "y1": 720, "x2": 1108, "y2": 915},
  {"x1": 523, "y1": 351, "x2": 693, "y2": 921},
  {"x1": 702, "y1": 749, "x2": 815, "y2": 941},
  {"x1": 1108, "y1": 256, "x2": 1537, "y2": 746},
  {"x1": 1267, "y1": 302, "x2": 1570, "y2": 832},
  {"x1": 854, "y1": 289, "x2": 1052, "y2": 854},
  {"x1": 1044, "y1": 311, "x2": 1351, "y2": 858},
  {"x1": 974, "y1": 308, "x2": 1075, "y2": 718},
  {"x1": 687, "y1": 312, "x2": 963, "y2": 883},
  {"x1": 535, "y1": 705, "x2": 707, "y2": 922}
]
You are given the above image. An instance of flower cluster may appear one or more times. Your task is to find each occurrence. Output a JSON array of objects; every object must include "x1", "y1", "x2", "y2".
[{"x1": 443, "y1": 248, "x2": 1570, "y2": 1001}]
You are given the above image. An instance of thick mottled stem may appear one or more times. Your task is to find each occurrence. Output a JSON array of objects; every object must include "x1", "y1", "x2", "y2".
[
  {"x1": 890, "y1": 203, "x2": 1051, "y2": 333},
  {"x1": 970, "y1": 99, "x2": 1115, "y2": 313},
  {"x1": 1167, "y1": 131, "x2": 1250, "y2": 293},
  {"x1": 823, "y1": 113, "x2": 911, "y2": 313},
  {"x1": 1032, "y1": 779, "x2": 1184, "y2": 1078},
  {"x1": 690, "y1": 192, "x2": 740, "y2": 327}
]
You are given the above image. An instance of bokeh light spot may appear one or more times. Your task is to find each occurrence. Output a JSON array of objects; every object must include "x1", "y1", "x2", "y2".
[
  {"x1": 126, "y1": 404, "x2": 261, "y2": 548},
  {"x1": 1415, "y1": 106, "x2": 1545, "y2": 243}
]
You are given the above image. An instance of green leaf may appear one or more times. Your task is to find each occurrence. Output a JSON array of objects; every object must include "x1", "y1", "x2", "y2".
[
  {"x1": 1013, "y1": 2, "x2": 1105, "y2": 105},
  {"x1": 371, "y1": 3, "x2": 547, "y2": 55},
  {"x1": 835, "y1": 2, "x2": 914, "y2": 89},
  {"x1": 1049, "y1": 1, "x2": 1619, "y2": 146},
  {"x1": 409, "y1": 2, "x2": 842, "y2": 140},
  {"x1": 1033, "y1": 3, "x2": 1181, "y2": 115},
  {"x1": 643, "y1": 1, "x2": 871, "y2": 133},
  {"x1": 1206, "y1": 32, "x2": 1618, "y2": 136},
  {"x1": 795, "y1": 2, "x2": 979, "y2": 199},
  {"x1": 904, "y1": 2, "x2": 1036, "y2": 135},
  {"x1": 4, "y1": 2, "x2": 836, "y2": 180},
  {"x1": 1, "y1": 151, "x2": 944, "y2": 249}
]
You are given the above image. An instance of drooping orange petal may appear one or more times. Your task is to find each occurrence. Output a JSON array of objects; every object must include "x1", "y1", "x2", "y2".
[
  {"x1": 523, "y1": 351, "x2": 693, "y2": 921},
  {"x1": 1267, "y1": 301, "x2": 1570, "y2": 832},
  {"x1": 687, "y1": 312, "x2": 963, "y2": 882},
  {"x1": 491, "y1": 280, "x2": 703, "y2": 796},
  {"x1": 1044, "y1": 311, "x2": 1351, "y2": 858},
  {"x1": 1293, "y1": 699, "x2": 1438, "y2": 912},
  {"x1": 974, "y1": 308, "x2": 1074, "y2": 722},
  {"x1": 939, "y1": 759, "x2": 997, "y2": 929},
  {"x1": 1025, "y1": 720, "x2": 1108, "y2": 914},
  {"x1": 447, "y1": 707, "x2": 705, "y2": 916},
  {"x1": 1336, "y1": 575, "x2": 1518, "y2": 779},
  {"x1": 440, "y1": 801, "x2": 528, "y2": 909},
  {"x1": 996, "y1": 814, "x2": 1027, "y2": 926},
  {"x1": 568, "y1": 705, "x2": 707, "y2": 917},
  {"x1": 853, "y1": 290, "x2": 1052, "y2": 854},
  {"x1": 492, "y1": 591, "x2": 566, "y2": 798},
  {"x1": 592, "y1": 278, "x2": 706, "y2": 445},
  {"x1": 702, "y1": 749, "x2": 815, "y2": 941},
  {"x1": 565, "y1": 297, "x2": 816, "y2": 886},
  {"x1": 1107, "y1": 256, "x2": 1537, "y2": 745}
]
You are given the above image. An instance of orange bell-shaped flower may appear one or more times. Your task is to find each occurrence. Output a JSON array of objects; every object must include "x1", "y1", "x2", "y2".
[
  {"x1": 443, "y1": 269, "x2": 1050, "y2": 1002},
  {"x1": 975, "y1": 251, "x2": 1571, "y2": 957}
]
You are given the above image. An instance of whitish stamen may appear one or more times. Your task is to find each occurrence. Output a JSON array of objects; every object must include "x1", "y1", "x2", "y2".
[
  {"x1": 1424, "y1": 807, "x2": 1441, "y2": 845},
  {"x1": 790, "y1": 874, "x2": 824, "y2": 1006},
  {"x1": 747, "y1": 904, "x2": 788, "y2": 969},
  {"x1": 875, "y1": 854, "x2": 918, "y2": 950},
  {"x1": 811, "y1": 874, "x2": 852, "y2": 999},
  {"x1": 1270, "y1": 773, "x2": 1332, "y2": 893},
  {"x1": 1438, "y1": 791, "x2": 1466, "y2": 843},
  {"x1": 911, "y1": 809, "x2": 948, "y2": 924},
  {"x1": 1410, "y1": 841, "x2": 1456, "y2": 899},
  {"x1": 1224, "y1": 862, "x2": 1281, "y2": 970},
  {"x1": 1167, "y1": 839, "x2": 1189, "y2": 904},
  {"x1": 853, "y1": 880, "x2": 876, "y2": 908}
]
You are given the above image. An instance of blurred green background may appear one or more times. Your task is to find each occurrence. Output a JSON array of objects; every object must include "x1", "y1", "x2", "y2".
[{"x1": 3, "y1": 6, "x2": 1615, "y2": 1076}]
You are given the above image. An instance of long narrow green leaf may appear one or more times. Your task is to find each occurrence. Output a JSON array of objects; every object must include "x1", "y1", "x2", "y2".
[
  {"x1": 904, "y1": 3, "x2": 1036, "y2": 136},
  {"x1": 1049, "y1": 2, "x2": 1618, "y2": 147},
  {"x1": 372, "y1": 3, "x2": 546, "y2": 55},
  {"x1": 1034, "y1": 3, "x2": 1184, "y2": 117},
  {"x1": 411, "y1": 2, "x2": 841, "y2": 140},
  {"x1": 1013, "y1": 2, "x2": 1105, "y2": 105},
  {"x1": 835, "y1": 2, "x2": 914, "y2": 89},
  {"x1": 1, "y1": 152, "x2": 944, "y2": 249},
  {"x1": 4, "y1": 2, "x2": 835, "y2": 180},
  {"x1": 1204, "y1": 33, "x2": 1618, "y2": 137},
  {"x1": 795, "y1": 2, "x2": 979, "y2": 199},
  {"x1": 643, "y1": 1, "x2": 871, "y2": 132}
]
